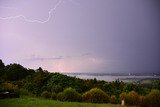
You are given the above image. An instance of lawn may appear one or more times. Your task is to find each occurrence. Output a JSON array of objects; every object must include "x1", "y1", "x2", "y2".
[{"x1": 0, "y1": 96, "x2": 134, "y2": 107}]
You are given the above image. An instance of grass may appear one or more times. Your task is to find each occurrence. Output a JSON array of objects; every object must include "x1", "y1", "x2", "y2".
[{"x1": 0, "y1": 96, "x2": 134, "y2": 107}]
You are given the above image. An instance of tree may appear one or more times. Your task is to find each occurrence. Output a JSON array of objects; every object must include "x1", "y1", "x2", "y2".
[
  {"x1": 103, "y1": 83, "x2": 113, "y2": 95},
  {"x1": 4, "y1": 64, "x2": 28, "y2": 81},
  {"x1": 145, "y1": 89, "x2": 160, "y2": 107},
  {"x1": 152, "y1": 80, "x2": 160, "y2": 90},
  {"x1": 51, "y1": 85, "x2": 63, "y2": 93},
  {"x1": 36, "y1": 67, "x2": 43, "y2": 72},
  {"x1": 123, "y1": 83, "x2": 137, "y2": 92},
  {"x1": 26, "y1": 70, "x2": 51, "y2": 95},
  {"x1": 0, "y1": 59, "x2": 5, "y2": 78}
]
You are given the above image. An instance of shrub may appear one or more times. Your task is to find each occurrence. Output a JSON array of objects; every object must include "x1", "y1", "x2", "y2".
[
  {"x1": 82, "y1": 88, "x2": 109, "y2": 103},
  {"x1": 110, "y1": 95, "x2": 117, "y2": 104},
  {"x1": 119, "y1": 92, "x2": 127, "y2": 105},
  {"x1": 17, "y1": 88, "x2": 31, "y2": 96},
  {"x1": 126, "y1": 91, "x2": 139, "y2": 106},
  {"x1": 0, "y1": 82, "x2": 18, "y2": 92},
  {"x1": 51, "y1": 85, "x2": 63, "y2": 93},
  {"x1": 57, "y1": 92, "x2": 65, "y2": 101},
  {"x1": 120, "y1": 91, "x2": 139, "y2": 106},
  {"x1": 41, "y1": 91, "x2": 51, "y2": 99},
  {"x1": 145, "y1": 89, "x2": 160, "y2": 107},
  {"x1": 51, "y1": 92, "x2": 57, "y2": 100},
  {"x1": 57, "y1": 87, "x2": 81, "y2": 102},
  {"x1": 119, "y1": 92, "x2": 127, "y2": 101},
  {"x1": 139, "y1": 96, "x2": 147, "y2": 107}
]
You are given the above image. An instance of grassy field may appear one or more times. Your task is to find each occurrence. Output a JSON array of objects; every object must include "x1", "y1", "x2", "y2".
[{"x1": 0, "y1": 96, "x2": 135, "y2": 107}]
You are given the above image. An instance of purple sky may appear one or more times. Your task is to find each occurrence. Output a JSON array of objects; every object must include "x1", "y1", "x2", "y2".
[{"x1": 0, "y1": 0, "x2": 160, "y2": 73}]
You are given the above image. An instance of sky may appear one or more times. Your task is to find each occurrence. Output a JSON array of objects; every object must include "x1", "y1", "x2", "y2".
[{"x1": 0, "y1": 0, "x2": 160, "y2": 73}]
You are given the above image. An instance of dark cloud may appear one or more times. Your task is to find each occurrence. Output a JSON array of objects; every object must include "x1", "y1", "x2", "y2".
[
  {"x1": 0, "y1": 0, "x2": 160, "y2": 73},
  {"x1": 25, "y1": 56, "x2": 63, "y2": 61}
]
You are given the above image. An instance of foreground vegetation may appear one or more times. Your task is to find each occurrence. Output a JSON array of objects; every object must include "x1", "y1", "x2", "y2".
[
  {"x1": 0, "y1": 96, "x2": 125, "y2": 107},
  {"x1": 0, "y1": 59, "x2": 160, "y2": 107}
]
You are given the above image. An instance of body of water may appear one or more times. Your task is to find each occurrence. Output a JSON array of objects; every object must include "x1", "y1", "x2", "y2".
[{"x1": 65, "y1": 73, "x2": 160, "y2": 82}]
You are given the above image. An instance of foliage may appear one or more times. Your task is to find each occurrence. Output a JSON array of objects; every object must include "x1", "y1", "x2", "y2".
[
  {"x1": 144, "y1": 89, "x2": 160, "y2": 107},
  {"x1": 47, "y1": 73, "x2": 87, "y2": 93},
  {"x1": 16, "y1": 88, "x2": 32, "y2": 96},
  {"x1": 51, "y1": 85, "x2": 63, "y2": 93},
  {"x1": 138, "y1": 96, "x2": 147, "y2": 107},
  {"x1": 120, "y1": 91, "x2": 139, "y2": 106},
  {"x1": 82, "y1": 88, "x2": 109, "y2": 103},
  {"x1": 24, "y1": 70, "x2": 51, "y2": 96},
  {"x1": 0, "y1": 59, "x2": 5, "y2": 78},
  {"x1": 110, "y1": 95, "x2": 117, "y2": 104},
  {"x1": 152, "y1": 80, "x2": 160, "y2": 90},
  {"x1": 119, "y1": 92, "x2": 127, "y2": 101},
  {"x1": 126, "y1": 91, "x2": 139, "y2": 106},
  {"x1": 57, "y1": 92, "x2": 65, "y2": 101},
  {"x1": 51, "y1": 92, "x2": 57, "y2": 100},
  {"x1": 41, "y1": 91, "x2": 51, "y2": 99},
  {"x1": 44, "y1": 84, "x2": 63, "y2": 93},
  {"x1": 123, "y1": 83, "x2": 137, "y2": 92},
  {"x1": 57, "y1": 87, "x2": 81, "y2": 102},
  {"x1": 102, "y1": 80, "x2": 124, "y2": 97},
  {"x1": 4, "y1": 64, "x2": 29, "y2": 81},
  {"x1": 0, "y1": 82, "x2": 18, "y2": 92},
  {"x1": 103, "y1": 83, "x2": 113, "y2": 95},
  {"x1": 0, "y1": 59, "x2": 5, "y2": 68}
]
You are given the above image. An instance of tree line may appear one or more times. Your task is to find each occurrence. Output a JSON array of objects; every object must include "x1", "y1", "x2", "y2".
[{"x1": 0, "y1": 59, "x2": 160, "y2": 107}]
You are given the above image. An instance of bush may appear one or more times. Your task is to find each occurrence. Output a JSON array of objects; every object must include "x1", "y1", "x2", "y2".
[
  {"x1": 57, "y1": 92, "x2": 65, "y2": 101},
  {"x1": 126, "y1": 91, "x2": 139, "y2": 106},
  {"x1": 120, "y1": 91, "x2": 139, "y2": 106},
  {"x1": 51, "y1": 92, "x2": 57, "y2": 100},
  {"x1": 119, "y1": 92, "x2": 127, "y2": 100},
  {"x1": 41, "y1": 91, "x2": 51, "y2": 99},
  {"x1": 57, "y1": 87, "x2": 81, "y2": 102},
  {"x1": 82, "y1": 88, "x2": 109, "y2": 103},
  {"x1": 110, "y1": 95, "x2": 117, "y2": 104},
  {"x1": 0, "y1": 82, "x2": 18, "y2": 92},
  {"x1": 145, "y1": 89, "x2": 160, "y2": 107},
  {"x1": 17, "y1": 88, "x2": 31, "y2": 96},
  {"x1": 51, "y1": 85, "x2": 63, "y2": 93},
  {"x1": 139, "y1": 96, "x2": 147, "y2": 107}
]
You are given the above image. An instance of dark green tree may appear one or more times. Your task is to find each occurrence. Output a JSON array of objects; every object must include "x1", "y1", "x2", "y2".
[
  {"x1": 152, "y1": 80, "x2": 160, "y2": 90},
  {"x1": 4, "y1": 63, "x2": 28, "y2": 81},
  {"x1": 0, "y1": 59, "x2": 5, "y2": 78},
  {"x1": 123, "y1": 83, "x2": 137, "y2": 92}
]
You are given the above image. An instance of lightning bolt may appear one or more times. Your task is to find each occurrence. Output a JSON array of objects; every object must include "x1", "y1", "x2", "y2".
[{"x1": 0, "y1": 0, "x2": 63, "y2": 24}]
